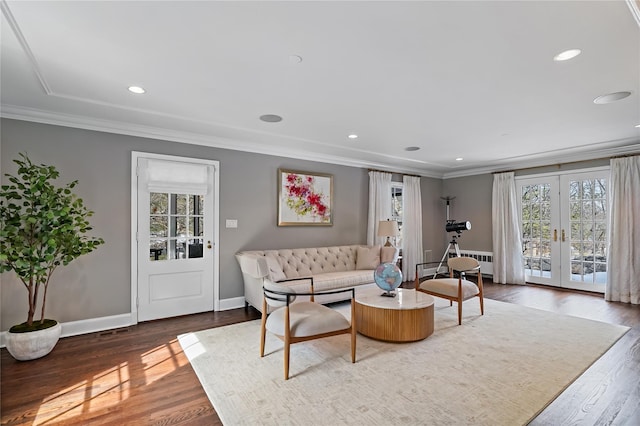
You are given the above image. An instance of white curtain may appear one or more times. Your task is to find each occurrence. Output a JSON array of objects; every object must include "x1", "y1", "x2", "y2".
[
  {"x1": 367, "y1": 171, "x2": 392, "y2": 246},
  {"x1": 605, "y1": 156, "x2": 640, "y2": 304},
  {"x1": 492, "y1": 172, "x2": 525, "y2": 284},
  {"x1": 402, "y1": 175, "x2": 423, "y2": 281}
]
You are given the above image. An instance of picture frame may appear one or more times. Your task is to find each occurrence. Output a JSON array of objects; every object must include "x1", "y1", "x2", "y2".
[{"x1": 278, "y1": 169, "x2": 333, "y2": 226}]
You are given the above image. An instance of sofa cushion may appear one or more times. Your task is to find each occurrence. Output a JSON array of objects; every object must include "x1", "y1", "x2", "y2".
[
  {"x1": 312, "y1": 270, "x2": 375, "y2": 291},
  {"x1": 356, "y1": 245, "x2": 381, "y2": 270},
  {"x1": 419, "y1": 278, "x2": 480, "y2": 299},
  {"x1": 265, "y1": 255, "x2": 286, "y2": 282}
]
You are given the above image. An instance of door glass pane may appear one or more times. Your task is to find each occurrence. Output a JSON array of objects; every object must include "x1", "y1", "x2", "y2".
[
  {"x1": 522, "y1": 184, "x2": 552, "y2": 278},
  {"x1": 188, "y1": 238, "x2": 204, "y2": 258},
  {"x1": 150, "y1": 192, "x2": 205, "y2": 261},
  {"x1": 172, "y1": 217, "x2": 187, "y2": 237},
  {"x1": 150, "y1": 216, "x2": 167, "y2": 237},
  {"x1": 150, "y1": 239, "x2": 167, "y2": 261},
  {"x1": 150, "y1": 193, "x2": 168, "y2": 214},
  {"x1": 190, "y1": 217, "x2": 204, "y2": 237},
  {"x1": 173, "y1": 194, "x2": 187, "y2": 215},
  {"x1": 568, "y1": 178, "x2": 607, "y2": 284}
]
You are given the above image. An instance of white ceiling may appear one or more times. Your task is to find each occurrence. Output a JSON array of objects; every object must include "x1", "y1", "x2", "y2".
[{"x1": 1, "y1": 1, "x2": 639, "y2": 178}]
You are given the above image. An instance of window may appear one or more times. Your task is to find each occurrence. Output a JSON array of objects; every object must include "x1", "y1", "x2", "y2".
[
  {"x1": 391, "y1": 183, "x2": 403, "y2": 248},
  {"x1": 149, "y1": 192, "x2": 204, "y2": 261}
]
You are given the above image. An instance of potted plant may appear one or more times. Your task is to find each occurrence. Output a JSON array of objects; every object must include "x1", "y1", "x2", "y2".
[{"x1": 0, "y1": 153, "x2": 104, "y2": 360}]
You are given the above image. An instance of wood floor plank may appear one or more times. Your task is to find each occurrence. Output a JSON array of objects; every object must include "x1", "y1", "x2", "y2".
[{"x1": 2, "y1": 282, "x2": 640, "y2": 425}]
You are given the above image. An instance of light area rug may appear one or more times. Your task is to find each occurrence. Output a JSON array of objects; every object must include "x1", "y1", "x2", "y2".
[{"x1": 178, "y1": 299, "x2": 629, "y2": 425}]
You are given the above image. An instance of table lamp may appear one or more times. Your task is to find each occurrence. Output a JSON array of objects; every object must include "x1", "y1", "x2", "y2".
[{"x1": 377, "y1": 219, "x2": 399, "y2": 247}]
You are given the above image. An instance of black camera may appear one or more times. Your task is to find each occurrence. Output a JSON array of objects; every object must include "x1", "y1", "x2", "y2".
[{"x1": 445, "y1": 220, "x2": 471, "y2": 234}]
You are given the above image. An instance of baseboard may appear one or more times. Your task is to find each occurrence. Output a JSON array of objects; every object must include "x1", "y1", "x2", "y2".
[
  {"x1": 219, "y1": 296, "x2": 245, "y2": 311},
  {"x1": 0, "y1": 312, "x2": 136, "y2": 348},
  {"x1": 1, "y1": 300, "x2": 248, "y2": 348}
]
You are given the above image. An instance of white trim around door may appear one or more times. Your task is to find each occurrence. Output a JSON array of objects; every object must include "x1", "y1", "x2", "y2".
[{"x1": 131, "y1": 152, "x2": 220, "y2": 323}]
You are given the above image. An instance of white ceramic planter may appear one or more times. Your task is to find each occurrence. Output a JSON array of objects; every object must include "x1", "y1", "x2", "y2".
[{"x1": 6, "y1": 322, "x2": 61, "y2": 361}]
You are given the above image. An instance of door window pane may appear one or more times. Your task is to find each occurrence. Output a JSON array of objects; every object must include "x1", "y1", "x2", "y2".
[
  {"x1": 568, "y1": 178, "x2": 608, "y2": 284},
  {"x1": 522, "y1": 184, "x2": 552, "y2": 279},
  {"x1": 150, "y1": 192, "x2": 205, "y2": 261}
]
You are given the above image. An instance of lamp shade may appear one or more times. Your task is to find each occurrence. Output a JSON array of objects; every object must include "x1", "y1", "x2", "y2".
[{"x1": 377, "y1": 220, "x2": 399, "y2": 237}]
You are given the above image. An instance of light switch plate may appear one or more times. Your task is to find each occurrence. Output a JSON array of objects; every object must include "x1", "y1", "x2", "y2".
[{"x1": 225, "y1": 219, "x2": 238, "y2": 228}]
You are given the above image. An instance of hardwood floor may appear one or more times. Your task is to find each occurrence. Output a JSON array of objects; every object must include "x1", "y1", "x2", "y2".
[{"x1": 2, "y1": 282, "x2": 639, "y2": 425}]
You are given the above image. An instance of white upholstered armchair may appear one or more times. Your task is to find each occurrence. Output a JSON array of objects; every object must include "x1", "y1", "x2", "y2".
[
  {"x1": 260, "y1": 277, "x2": 356, "y2": 380},
  {"x1": 415, "y1": 256, "x2": 484, "y2": 325}
]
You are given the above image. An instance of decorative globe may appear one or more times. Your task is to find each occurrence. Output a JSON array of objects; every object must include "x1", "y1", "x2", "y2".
[{"x1": 374, "y1": 262, "x2": 403, "y2": 296}]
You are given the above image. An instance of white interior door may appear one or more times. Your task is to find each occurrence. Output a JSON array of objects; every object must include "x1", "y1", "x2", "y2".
[
  {"x1": 518, "y1": 168, "x2": 609, "y2": 293},
  {"x1": 135, "y1": 154, "x2": 218, "y2": 321}
]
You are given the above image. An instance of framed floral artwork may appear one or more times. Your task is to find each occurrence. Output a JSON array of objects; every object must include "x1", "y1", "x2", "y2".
[{"x1": 278, "y1": 169, "x2": 333, "y2": 226}]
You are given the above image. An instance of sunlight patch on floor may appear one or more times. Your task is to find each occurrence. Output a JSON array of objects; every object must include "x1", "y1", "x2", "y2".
[{"x1": 32, "y1": 341, "x2": 188, "y2": 424}]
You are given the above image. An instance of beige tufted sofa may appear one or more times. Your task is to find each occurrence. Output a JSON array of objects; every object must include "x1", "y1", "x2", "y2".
[{"x1": 236, "y1": 245, "x2": 398, "y2": 313}]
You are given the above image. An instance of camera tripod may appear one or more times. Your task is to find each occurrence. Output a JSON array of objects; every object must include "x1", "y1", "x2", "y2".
[{"x1": 433, "y1": 234, "x2": 462, "y2": 278}]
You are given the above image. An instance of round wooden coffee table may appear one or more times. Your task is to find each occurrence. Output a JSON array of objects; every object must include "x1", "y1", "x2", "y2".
[{"x1": 354, "y1": 286, "x2": 435, "y2": 342}]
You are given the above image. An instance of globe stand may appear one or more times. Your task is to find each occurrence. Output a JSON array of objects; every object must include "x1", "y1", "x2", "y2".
[{"x1": 380, "y1": 291, "x2": 397, "y2": 298}]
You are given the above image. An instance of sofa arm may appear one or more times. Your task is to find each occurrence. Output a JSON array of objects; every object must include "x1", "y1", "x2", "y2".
[{"x1": 236, "y1": 253, "x2": 269, "y2": 279}]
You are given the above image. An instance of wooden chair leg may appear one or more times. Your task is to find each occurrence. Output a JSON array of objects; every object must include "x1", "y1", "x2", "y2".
[
  {"x1": 284, "y1": 339, "x2": 290, "y2": 380},
  {"x1": 350, "y1": 299, "x2": 356, "y2": 363},
  {"x1": 478, "y1": 274, "x2": 484, "y2": 315},
  {"x1": 260, "y1": 299, "x2": 267, "y2": 357},
  {"x1": 458, "y1": 299, "x2": 463, "y2": 325},
  {"x1": 284, "y1": 307, "x2": 291, "y2": 380}
]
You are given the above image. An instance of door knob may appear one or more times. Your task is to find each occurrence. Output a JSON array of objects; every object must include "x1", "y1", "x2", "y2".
[
  {"x1": 207, "y1": 240, "x2": 212, "y2": 249},
  {"x1": 553, "y1": 229, "x2": 557, "y2": 242},
  {"x1": 561, "y1": 229, "x2": 565, "y2": 242}
]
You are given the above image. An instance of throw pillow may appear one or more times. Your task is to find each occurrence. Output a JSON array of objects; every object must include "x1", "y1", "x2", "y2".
[
  {"x1": 265, "y1": 255, "x2": 287, "y2": 282},
  {"x1": 356, "y1": 245, "x2": 381, "y2": 270}
]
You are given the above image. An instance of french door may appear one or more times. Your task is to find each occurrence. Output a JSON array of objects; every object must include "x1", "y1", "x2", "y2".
[
  {"x1": 518, "y1": 168, "x2": 609, "y2": 293},
  {"x1": 133, "y1": 153, "x2": 219, "y2": 322}
]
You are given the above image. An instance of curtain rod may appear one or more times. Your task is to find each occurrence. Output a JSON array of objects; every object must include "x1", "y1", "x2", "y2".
[
  {"x1": 492, "y1": 152, "x2": 640, "y2": 174},
  {"x1": 367, "y1": 168, "x2": 422, "y2": 178}
]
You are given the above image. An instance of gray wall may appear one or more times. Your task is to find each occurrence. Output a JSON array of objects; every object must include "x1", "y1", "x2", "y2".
[
  {"x1": 420, "y1": 177, "x2": 447, "y2": 261},
  {"x1": 442, "y1": 174, "x2": 494, "y2": 252},
  {"x1": 1, "y1": 118, "x2": 446, "y2": 330}
]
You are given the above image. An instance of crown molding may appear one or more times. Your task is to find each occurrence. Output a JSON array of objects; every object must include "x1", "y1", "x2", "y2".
[
  {"x1": 4, "y1": 105, "x2": 636, "y2": 181},
  {"x1": 442, "y1": 139, "x2": 640, "y2": 179},
  {"x1": 0, "y1": 105, "x2": 444, "y2": 179}
]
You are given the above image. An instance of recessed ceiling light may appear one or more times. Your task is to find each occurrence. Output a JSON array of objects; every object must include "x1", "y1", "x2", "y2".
[
  {"x1": 259, "y1": 114, "x2": 283, "y2": 123},
  {"x1": 455, "y1": 157, "x2": 464, "y2": 161},
  {"x1": 553, "y1": 49, "x2": 582, "y2": 61},
  {"x1": 128, "y1": 86, "x2": 146, "y2": 94},
  {"x1": 347, "y1": 134, "x2": 358, "y2": 139},
  {"x1": 593, "y1": 91, "x2": 632, "y2": 104},
  {"x1": 289, "y1": 55, "x2": 303, "y2": 64},
  {"x1": 405, "y1": 146, "x2": 420, "y2": 151}
]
